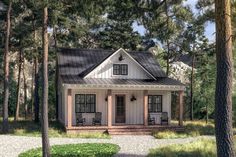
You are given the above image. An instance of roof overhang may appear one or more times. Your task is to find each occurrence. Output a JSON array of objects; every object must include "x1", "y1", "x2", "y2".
[{"x1": 62, "y1": 83, "x2": 185, "y2": 91}]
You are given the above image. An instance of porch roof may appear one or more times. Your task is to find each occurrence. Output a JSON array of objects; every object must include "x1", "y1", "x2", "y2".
[{"x1": 61, "y1": 75, "x2": 185, "y2": 91}]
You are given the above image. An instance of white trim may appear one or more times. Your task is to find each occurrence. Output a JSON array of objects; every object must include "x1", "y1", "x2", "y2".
[
  {"x1": 63, "y1": 83, "x2": 185, "y2": 91},
  {"x1": 84, "y1": 48, "x2": 157, "y2": 80}
]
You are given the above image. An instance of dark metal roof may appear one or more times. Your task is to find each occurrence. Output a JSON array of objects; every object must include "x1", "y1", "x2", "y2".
[
  {"x1": 58, "y1": 48, "x2": 113, "y2": 77},
  {"x1": 129, "y1": 51, "x2": 166, "y2": 78},
  {"x1": 58, "y1": 48, "x2": 166, "y2": 79},
  {"x1": 60, "y1": 75, "x2": 184, "y2": 86}
]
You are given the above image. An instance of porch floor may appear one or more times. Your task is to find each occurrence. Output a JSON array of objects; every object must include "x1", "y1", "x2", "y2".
[{"x1": 66, "y1": 124, "x2": 184, "y2": 135}]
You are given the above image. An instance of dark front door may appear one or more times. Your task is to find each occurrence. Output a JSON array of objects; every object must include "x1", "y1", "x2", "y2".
[{"x1": 115, "y1": 95, "x2": 126, "y2": 123}]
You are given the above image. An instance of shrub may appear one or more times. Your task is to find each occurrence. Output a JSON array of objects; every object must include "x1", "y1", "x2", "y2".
[{"x1": 19, "y1": 143, "x2": 120, "y2": 157}]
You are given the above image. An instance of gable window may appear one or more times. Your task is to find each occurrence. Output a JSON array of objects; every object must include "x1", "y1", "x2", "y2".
[
  {"x1": 148, "y1": 95, "x2": 162, "y2": 112},
  {"x1": 113, "y1": 64, "x2": 128, "y2": 75},
  {"x1": 75, "y1": 94, "x2": 96, "y2": 113}
]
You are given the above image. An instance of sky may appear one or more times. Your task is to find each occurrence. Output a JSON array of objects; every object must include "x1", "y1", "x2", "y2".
[{"x1": 132, "y1": 0, "x2": 215, "y2": 42}]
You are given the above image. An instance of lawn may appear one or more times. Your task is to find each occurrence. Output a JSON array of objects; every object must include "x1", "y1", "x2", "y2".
[
  {"x1": 0, "y1": 119, "x2": 110, "y2": 139},
  {"x1": 148, "y1": 137, "x2": 236, "y2": 157},
  {"x1": 153, "y1": 120, "x2": 215, "y2": 139},
  {"x1": 148, "y1": 138, "x2": 217, "y2": 157},
  {"x1": 19, "y1": 143, "x2": 120, "y2": 157}
]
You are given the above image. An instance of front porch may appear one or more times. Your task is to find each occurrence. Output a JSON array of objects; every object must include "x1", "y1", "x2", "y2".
[{"x1": 64, "y1": 87, "x2": 184, "y2": 134}]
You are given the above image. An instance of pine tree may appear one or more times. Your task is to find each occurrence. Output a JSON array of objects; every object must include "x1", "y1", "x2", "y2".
[
  {"x1": 2, "y1": 0, "x2": 12, "y2": 133},
  {"x1": 42, "y1": 5, "x2": 50, "y2": 157},
  {"x1": 215, "y1": 0, "x2": 235, "y2": 156}
]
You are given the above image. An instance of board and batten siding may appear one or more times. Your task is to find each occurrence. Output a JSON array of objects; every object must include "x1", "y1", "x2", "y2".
[
  {"x1": 60, "y1": 88, "x2": 172, "y2": 126},
  {"x1": 85, "y1": 49, "x2": 153, "y2": 79},
  {"x1": 148, "y1": 91, "x2": 172, "y2": 124}
]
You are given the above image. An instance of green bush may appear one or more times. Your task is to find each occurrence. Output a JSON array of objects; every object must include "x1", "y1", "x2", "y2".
[
  {"x1": 19, "y1": 143, "x2": 120, "y2": 157},
  {"x1": 148, "y1": 139, "x2": 216, "y2": 157}
]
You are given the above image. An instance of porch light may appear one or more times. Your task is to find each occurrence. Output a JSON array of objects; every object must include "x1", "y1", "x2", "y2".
[
  {"x1": 118, "y1": 54, "x2": 124, "y2": 61},
  {"x1": 105, "y1": 96, "x2": 108, "y2": 101},
  {"x1": 130, "y1": 95, "x2": 137, "y2": 101}
]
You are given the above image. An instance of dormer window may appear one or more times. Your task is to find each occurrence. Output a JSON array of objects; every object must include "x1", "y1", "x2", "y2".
[{"x1": 113, "y1": 64, "x2": 128, "y2": 75}]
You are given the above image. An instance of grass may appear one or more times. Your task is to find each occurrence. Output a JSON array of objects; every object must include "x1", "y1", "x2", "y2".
[
  {"x1": 149, "y1": 137, "x2": 236, "y2": 157},
  {"x1": 0, "y1": 119, "x2": 110, "y2": 139},
  {"x1": 153, "y1": 120, "x2": 215, "y2": 139},
  {"x1": 19, "y1": 143, "x2": 120, "y2": 157},
  {"x1": 148, "y1": 139, "x2": 217, "y2": 157}
]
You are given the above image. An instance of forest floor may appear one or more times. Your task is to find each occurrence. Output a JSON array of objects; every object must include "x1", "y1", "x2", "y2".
[{"x1": 0, "y1": 135, "x2": 213, "y2": 157}]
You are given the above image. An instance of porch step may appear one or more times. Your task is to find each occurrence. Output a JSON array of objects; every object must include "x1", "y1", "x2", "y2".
[
  {"x1": 108, "y1": 128, "x2": 153, "y2": 135},
  {"x1": 109, "y1": 131, "x2": 152, "y2": 135},
  {"x1": 108, "y1": 126, "x2": 184, "y2": 135}
]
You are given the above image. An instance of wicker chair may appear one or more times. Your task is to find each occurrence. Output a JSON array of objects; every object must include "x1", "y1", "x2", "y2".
[
  {"x1": 148, "y1": 114, "x2": 155, "y2": 125},
  {"x1": 93, "y1": 112, "x2": 102, "y2": 125},
  {"x1": 76, "y1": 113, "x2": 85, "y2": 126},
  {"x1": 161, "y1": 112, "x2": 168, "y2": 125}
]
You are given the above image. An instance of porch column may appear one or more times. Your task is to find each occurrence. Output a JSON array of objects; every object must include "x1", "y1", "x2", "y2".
[
  {"x1": 107, "y1": 89, "x2": 112, "y2": 127},
  {"x1": 67, "y1": 89, "x2": 72, "y2": 128},
  {"x1": 143, "y1": 90, "x2": 148, "y2": 126},
  {"x1": 178, "y1": 90, "x2": 184, "y2": 126}
]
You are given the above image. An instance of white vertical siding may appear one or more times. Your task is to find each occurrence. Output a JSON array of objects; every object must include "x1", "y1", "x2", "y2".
[
  {"x1": 112, "y1": 90, "x2": 144, "y2": 125},
  {"x1": 85, "y1": 50, "x2": 152, "y2": 79},
  {"x1": 148, "y1": 91, "x2": 172, "y2": 124},
  {"x1": 71, "y1": 89, "x2": 108, "y2": 126}
]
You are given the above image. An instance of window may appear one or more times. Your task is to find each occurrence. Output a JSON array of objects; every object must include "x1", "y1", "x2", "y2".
[
  {"x1": 113, "y1": 64, "x2": 128, "y2": 75},
  {"x1": 75, "y1": 94, "x2": 96, "y2": 113},
  {"x1": 148, "y1": 95, "x2": 162, "y2": 112}
]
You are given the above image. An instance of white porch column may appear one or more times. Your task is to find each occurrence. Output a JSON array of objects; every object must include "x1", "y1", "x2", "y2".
[
  {"x1": 143, "y1": 90, "x2": 148, "y2": 126},
  {"x1": 179, "y1": 90, "x2": 184, "y2": 126},
  {"x1": 107, "y1": 89, "x2": 112, "y2": 127},
  {"x1": 67, "y1": 89, "x2": 72, "y2": 128}
]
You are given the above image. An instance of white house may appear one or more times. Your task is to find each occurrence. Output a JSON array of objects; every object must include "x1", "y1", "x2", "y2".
[{"x1": 57, "y1": 48, "x2": 185, "y2": 134}]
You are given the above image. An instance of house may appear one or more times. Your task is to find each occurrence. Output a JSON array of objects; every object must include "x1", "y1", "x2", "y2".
[
  {"x1": 57, "y1": 48, "x2": 185, "y2": 134},
  {"x1": 170, "y1": 54, "x2": 194, "y2": 84}
]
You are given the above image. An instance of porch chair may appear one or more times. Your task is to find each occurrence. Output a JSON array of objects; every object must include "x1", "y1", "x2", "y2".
[
  {"x1": 93, "y1": 112, "x2": 102, "y2": 125},
  {"x1": 76, "y1": 113, "x2": 85, "y2": 126},
  {"x1": 161, "y1": 112, "x2": 168, "y2": 125},
  {"x1": 148, "y1": 114, "x2": 155, "y2": 125}
]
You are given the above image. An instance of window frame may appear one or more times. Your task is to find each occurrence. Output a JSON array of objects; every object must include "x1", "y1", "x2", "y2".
[
  {"x1": 148, "y1": 95, "x2": 162, "y2": 113},
  {"x1": 113, "y1": 64, "x2": 128, "y2": 75},
  {"x1": 75, "y1": 94, "x2": 96, "y2": 113}
]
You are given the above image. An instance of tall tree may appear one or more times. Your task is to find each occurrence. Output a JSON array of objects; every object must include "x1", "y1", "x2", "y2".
[
  {"x1": 215, "y1": 0, "x2": 235, "y2": 156},
  {"x1": 42, "y1": 5, "x2": 50, "y2": 157},
  {"x1": 2, "y1": 0, "x2": 12, "y2": 133},
  {"x1": 15, "y1": 47, "x2": 22, "y2": 121}
]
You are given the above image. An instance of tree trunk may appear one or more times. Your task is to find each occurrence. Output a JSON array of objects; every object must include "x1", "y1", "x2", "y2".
[
  {"x1": 31, "y1": 62, "x2": 34, "y2": 119},
  {"x1": 215, "y1": 0, "x2": 235, "y2": 156},
  {"x1": 32, "y1": 19, "x2": 40, "y2": 123},
  {"x1": 53, "y1": 26, "x2": 59, "y2": 120},
  {"x1": 206, "y1": 100, "x2": 208, "y2": 124},
  {"x1": 164, "y1": 0, "x2": 170, "y2": 76},
  {"x1": 23, "y1": 59, "x2": 28, "y2": 119},
  {"x1": 42, "y1": 6, "x2": 51, "y2": 157},
  {"x1": 190, "y1": 54, "x2": 195, "y2": 120},
  {"x1": 2, "y1": 1, "x2": 12, "y2": 134},
  {"x1": 15, "y1": 48, "x2": 23, "y2": 121},
  {"x1": 34, "y1": 57, "x2": 40, "y2": 122}
]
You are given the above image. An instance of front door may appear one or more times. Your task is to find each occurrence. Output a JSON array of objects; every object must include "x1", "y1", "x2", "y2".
[{"x1": 115, "y1": 95, "x2": 126, "y2": 123}]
